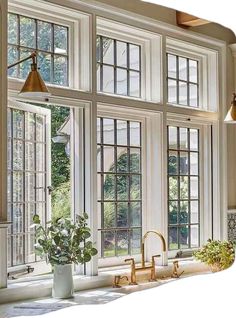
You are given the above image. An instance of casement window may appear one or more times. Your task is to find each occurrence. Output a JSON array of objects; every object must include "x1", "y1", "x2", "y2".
[
  {"x1": 167, "y1": 54, "x2": 199, "y2": 107},
  {"x1": 97, "y1": 117, "x2": 142, "y2": 258},
  {"x1": 8, "y1": 13, "x2": 69, "y2": 86},
  {"x1": 167, "y1": 125, "x2": 200, "y2": 250},
  {"x1": 96, "y1": 36, "x2": 141, "y2": 98}
]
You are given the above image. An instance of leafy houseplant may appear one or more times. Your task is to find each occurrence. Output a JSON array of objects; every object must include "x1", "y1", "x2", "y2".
[
  {"x1": 193, "y1": 239, "x2": 235, "y2": 272},
  {"x1": 33, "y1": 213, "x2": 97, "y2": 298}
]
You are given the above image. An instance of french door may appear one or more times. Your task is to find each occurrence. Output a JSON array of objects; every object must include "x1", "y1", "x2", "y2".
[{"x1": 7, "y1": 99, "x2": 51, "y2": 267}]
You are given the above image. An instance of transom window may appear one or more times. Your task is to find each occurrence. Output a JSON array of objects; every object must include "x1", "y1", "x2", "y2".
[
  {"x1": 96, "y1": 36, "x2": 141, "y2": 97},
  {"x1": 8, "y1": 13, "x2": 69, "y2": 86},
  {"x1": 167, "y1": 53, "x2": 199, "y2": 107},
  {"x1": 167, "y1": 125, "x2": 200, "y2": 250},
  {"x1": 97, "y1": 117, "x2": 142, "y2": 258}
]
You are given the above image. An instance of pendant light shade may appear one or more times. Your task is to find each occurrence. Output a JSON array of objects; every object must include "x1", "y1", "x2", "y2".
[{"x1": 225, "y1": 93, "x2": 236, "y2": 123}]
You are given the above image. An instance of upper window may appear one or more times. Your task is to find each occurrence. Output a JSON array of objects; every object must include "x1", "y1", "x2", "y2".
[
  {"x1": 167, "y1": 53, "x2": 199, "y2": 107},
  {"x1": 96, "y1": 36, "x2": 141, "y2": 98},
  {"x1": 8, "y1": 13, "x2": 69, "y2": 86}
]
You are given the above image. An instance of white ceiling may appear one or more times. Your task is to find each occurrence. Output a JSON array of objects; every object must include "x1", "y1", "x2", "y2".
[{"x1": 142, "y1": 0, "x2": 236, "y2": 36}]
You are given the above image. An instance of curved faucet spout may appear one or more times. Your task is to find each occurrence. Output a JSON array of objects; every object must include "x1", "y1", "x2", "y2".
[{"x1": 141, "y1": 230, "x2": 167, "y2": 267}]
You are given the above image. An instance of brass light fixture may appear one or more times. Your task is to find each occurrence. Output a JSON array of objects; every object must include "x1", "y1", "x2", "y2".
[
  {"x1": 8, "y1": 52, "x2": 51, "y2": 98},
  {"x1": 224, "y1": 93, "x2": 236, "y2": 123}
]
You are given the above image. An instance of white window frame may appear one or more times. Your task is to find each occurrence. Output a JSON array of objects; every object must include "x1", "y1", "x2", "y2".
[
  {"x1": 97, "y1": 17, "x2": 162, "y2": 103},
  {"x1": 166, "y1": 37, "x2": 219, "y2": 112},
  {"x1": 8, "y1": 0, "x2": 91, "y2": 91}
]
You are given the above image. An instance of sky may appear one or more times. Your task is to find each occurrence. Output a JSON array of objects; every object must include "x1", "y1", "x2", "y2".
[{"x1": 141, "y1": 0, "x2": 236, "y2": 35}]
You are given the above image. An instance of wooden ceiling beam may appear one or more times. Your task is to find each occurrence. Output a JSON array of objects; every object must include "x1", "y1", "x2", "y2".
[{"x1": 176, "y1": 11, "x2": 210, "y2": 27}]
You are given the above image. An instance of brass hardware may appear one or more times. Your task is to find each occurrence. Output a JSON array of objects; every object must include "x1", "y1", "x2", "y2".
[
  {"x1": 113, "y1": 275, "x2": 129, "y2": 288},
  {"x1": 125, "y1": 230, "x2": 167, "y2": 284},
  {"x1": 171, "y1": 260, "x2": 184, "y2": 278}
]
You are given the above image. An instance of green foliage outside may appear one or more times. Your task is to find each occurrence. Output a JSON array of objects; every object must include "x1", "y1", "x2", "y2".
[
  {"x1": 193, "y1": 239, "x2": 235, "y2": 272},
  {"x1": 33, "y1": 213, "x2": 98, "y2": 265}
]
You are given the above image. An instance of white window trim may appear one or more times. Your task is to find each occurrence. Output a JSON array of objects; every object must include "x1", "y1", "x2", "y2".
[
  {"x1": 97, "y1": 17, "x2": 162, "y2": 103},
  {"x1": 8, "y1": 0, "x2": 91, "y2": 92},
  {"x1": 166, "y1": 37, "x2": 219, "y2": 113}
]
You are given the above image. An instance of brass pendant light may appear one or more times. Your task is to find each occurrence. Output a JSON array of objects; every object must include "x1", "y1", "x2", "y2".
[{"x1": 224, "y1": 93, "x2": 236, "y2": 123}]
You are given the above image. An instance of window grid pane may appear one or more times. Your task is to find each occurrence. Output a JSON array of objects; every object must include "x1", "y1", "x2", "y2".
[
  {"x1": 167, "y1": 126, "x2": 200, "y2": 251},
  {"x1": 167, "y1": 53, "x2": 199, "y2": 107},
  {"x1": 98, "y1": 117, "x2": 142, "y2": 258},
  {"x1": 8, "y1": 13, "x2": 69, "y2": 86},
  {"x1": 97, "y1": 35, "x2": 141, "y2": 98}
]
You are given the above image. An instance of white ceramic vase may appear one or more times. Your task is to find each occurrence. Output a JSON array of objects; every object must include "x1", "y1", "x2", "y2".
[{"x1": 52, "y1": 264, "x2": 74, "y2": 299}]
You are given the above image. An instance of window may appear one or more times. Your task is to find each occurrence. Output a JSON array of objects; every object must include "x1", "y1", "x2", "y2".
[
  {"x1": 167, "y1": 125, "x2": 200, "y2": 250},
  {"x1": 8, "y1": 13, "x2": 69, "y2": 86},
  {"x1": 167, "y1": 53, "x2": 199, "y2": 107},
  {"x1": 96, "y1": 36, "x2": 141, "y2": 97},
  {"x1": 97, "y1": 117, "x2": 142, "y2": 258}
]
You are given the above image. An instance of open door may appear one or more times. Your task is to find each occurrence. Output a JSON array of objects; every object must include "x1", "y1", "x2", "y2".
[{"x1": 7, "y1": 99, "x2": 51, "y2": 267}]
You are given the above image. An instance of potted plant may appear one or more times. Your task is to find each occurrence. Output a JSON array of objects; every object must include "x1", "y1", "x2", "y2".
[
  {"x1": 193, "y1": 239, "x2": 235, "y2": 272},
  {"x1": 33, "y1": 212, "x2": 97, "y2": 299}
]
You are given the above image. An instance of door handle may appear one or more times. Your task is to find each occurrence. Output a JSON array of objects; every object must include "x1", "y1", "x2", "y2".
[{"x1": 47, "y1": 186, "x2": 53, "y2": 195}]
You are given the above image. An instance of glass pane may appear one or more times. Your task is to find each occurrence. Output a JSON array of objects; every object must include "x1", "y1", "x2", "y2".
[
  {"x1": 103, "y1": 65, "x2": 114, "y2": 93},
  {"x1": 12, "y1": 203, "x2": 24, "y2": 233},
  {"x1": 130, "y1": 202, "x2": 141, "y2": 226},
  {"x1": 129, "y1": 71, "x2": 140, "y2": 97},
  {"x1": 117, "y1": 202, "x2": 128, "y2": 227},
  {"x1": 97, "y1": 146, "x2": 101, "y2": 172},
  {"x1": 117, "y1": 230, "x2": 128, "y2": 256},
  {"x1": 104, "y1": 202, "x2": 115, "y2": 228},
  {"x1": 179, "y1": 201, "x2": 189, "y2": 224},
  {"x1": 103, "y1": 146, "x2": 115, "y2": 172},
  {"x1": 117, "y1": 120, "x2": 127, "y2": 145},
  {"x1": 38, "y1": 21, "x2": 52, "y2": 52},
  {"x1": 97, "y1": 174, "x2": 101, "y2": 201},
  {"x1": 190, "y1": 176, "x2": 198, "y2": 199},
  {"x1": 179, "y1": 81, "x2": 188, "y2": 105},
  {"x1": 179, "y1": 226, "x2": 189, "y2": 249},
  {"x1": 25, "y1": 203, "x2": 36, "y2": 229},
  {"x1": 19, "y1": 49, "x2": 33, "y2": 79},
  {"x1": 180, "y1": 176, "x2": 188, "y2": 200},
  {"x1": 189, "y1": 84, "x2": 198, "y2": 107},
  {"x1": 25, "y1": 142, "x2": 35, "y2": 171},
  {"x1": 103, "y1": 174, "x2": 115, "y2": 200},
  {"x1": 116, "y1": 68, "x2": 127, "y2": 95},
  {"x1": 168, "y1": 54, "x2": 177, "y2": 78},
  {"x1": 129, "y1": 44, "x2": 140, "y2": 70},
  {"x1": 190, "y1": 152, "x2": 198, "y2": 175},
  {"x1": 25, "y1": 112, "x2": 35, "y2": 141},
  {"x1": 97, "y1": 118, "x2": 101, "y2": 144},
  {"x1": 168, "y1": 79, "x2": 177, "y2": 104},
  {"x1": 190, "y1": 129, "x2": 198, "y2": 151},
  {"x1": 54, "y1": 55, "x2": 68, "y2": 86},
  {"x1": 117, "y1": 41, "x2": 127, "y2": 67},
  {"x1": 130, "y1": 148, "x2": 141, "y2": 173},
  {"x1": 169, "y1": 227, "x2": 178, "y2": 250},
  {"x1": 189, "y1": 60, "x2": 198, "y2": 83},
  {"x1": 8, "y1": 144, "x2": 12, "y2": 171},
  {"x1": 36, "y1": 202, "x2": 46, "y2": 226},
  {"x1": 25, "y1": 172, "x2": 35, "y2": 202},
  {"x1": 36, "y1": 144, "x2": 45, "y2": 171},
  {"x1": 168, "y1": 151, "x2": 178, "y2": 175},
  {"x1": 130, "y1": 175, "x2": 141, "y2": 200},
  {"x1": 13, "y1": 140, "x2": 23, "y2": 170},
  {"x1": 38, "y1": 52, "x2": 51, "y2": 83},
  {"x1": 179, "y1": 128, "x2": 188, "y2": 150},
  {"x1": 8, "y1": 13, "x2": 18, "y2": 44},
  {"x1": 103, "y1": 231, "x2": 115, "y2": 257},
  {"x1": 97, "y1": 64, "x2": 101, "y2": 91},
  {"x1": 179, "y1": 152, "x2": 188, "y2": 175},
  {"x1": 20, "y1": 16, "x2": 36, "y2": 48},
  {"x1": 169, "y1": 201, "x2": 178, "y2": 225},
  {"x1": 103, "y1": 118, "x2": 114, "y2": 144},
  {"x1": 130, "y1": 121, "x2": 140, "y2": 147},
  {"x1": 96, "y1": 36, "x2": 101, "y2": 62},
  {"x1": 179, "y1": 57, "x2": 187, "y2": 81},
  {"x1": 190, "y1": 201, "x2": 199, "y2": 223},
  {"x1": 131, "y1": 228, "x2": 141, "y2": 254},
  {"x1": 168, "y1": 126, "x2": 178, "y2": 149},
  {"x1": 117, "y1": 147, "x2": 128, "y2": 172},
  {"x1": 54, "y1": 25, "x2": 67, "y2": 54},
  {"x1": 117, "y1": 175, "x2": 128, "y2": 200},
  {"x1": 13, "y1": 172, "x2": 24, "y2": 202},
  {"x1": 191, "y1": 225, "x2": 199, "y2": 247},
  {"x1": 36, "y1": 115, "x2": 45, "y2": 142},
  {"x1": 36, "y1": 173, "x2": 45, "y2": 201},
  {"x1": 102, "y1": 38, "x2": 114, "y2": 65},
  {"x1": 13, "y1": 234, "x2": 24, "y2": 265},
  {"x1": 169, "y1": 176, "x2": 178, "y2": 200},
  {"x1": 13, "y1": 110, "x2": 24, "y2": 139},
  {"x1": 8, "y1": 46, "x2": 18, "y2": 77}
]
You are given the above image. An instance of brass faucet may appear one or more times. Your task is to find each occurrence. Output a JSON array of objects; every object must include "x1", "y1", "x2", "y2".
[
  {"x1": 113, "y1": 275, "x2": 129, "y2": 288},
  {"x1": 125, "y1": 230, "x2": 167, "y2": 284},
  {"x1": 171, "y1": 260, "x2": 184, "y2": 278}
]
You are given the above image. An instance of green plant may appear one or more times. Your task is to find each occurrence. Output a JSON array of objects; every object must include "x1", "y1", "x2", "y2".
[
  {"x1": 33, "y1": 213, "x2": 97, "y2": 266},
  {"x1": 193, "y1": 239, "x2": 235, "y2": 272}
]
